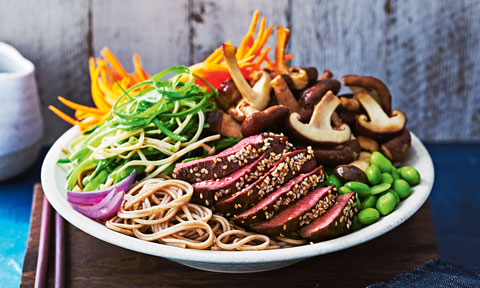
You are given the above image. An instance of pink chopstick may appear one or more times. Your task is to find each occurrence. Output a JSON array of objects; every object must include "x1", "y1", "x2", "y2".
[
  {"x1": 55, "y1": 212, "x2": 65, "y2": 288},
  {"x1": 35, "y1": 196, "x2": 52, "y2": 288}
]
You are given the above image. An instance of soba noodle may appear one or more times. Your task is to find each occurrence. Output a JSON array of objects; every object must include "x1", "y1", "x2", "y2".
[{"x1": 105, "y1": 178, "x2": 306, "y2": 250}]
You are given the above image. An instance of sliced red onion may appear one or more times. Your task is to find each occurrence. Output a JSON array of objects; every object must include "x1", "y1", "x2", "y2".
[
  {"x1": 70, "y1": 189, "x2": 125, "y2": 219},
  {"x1": 67, "y1": 171, "x2": 136, "y2": 205}
]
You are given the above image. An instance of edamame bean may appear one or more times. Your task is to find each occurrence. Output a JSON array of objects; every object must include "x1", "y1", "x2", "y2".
[
  {"x1": 327, "y1": 174, "x2": 343, "y2": 190},
  {"x1": 371, "y1": 183, "x2": 391, "y2": 195},
  {"x1": 388, "y1": 189, "x2": 400, "y2": 204},
  {"x1": 356, "y1": 197, "x2": 362, "y2": 209},
  {"x1": 376, "y1": 192, "x2": 396, "y2": 215},
  {"x1": 366, "y1": 164, "x2": 382, "y2": 185},
  {"x1": 338, "y1": 186, "x2": 352, "y2": 195},
  {"x1": 391, "y1": 167, "x2": 400, "y2": 180},
  {"x1": 381, "y1": 172, "x2": 393, "y2": 184},
  {"x1": 351, "y1": 215, "x2": 363, "y2": 231},
  {"x1": 361, "y1": 195, "x2": 377, "y2": 210},
  {"x1": 358, "y1": 208, "x2": 380, "y2": 225},
  {"x1": 393, "y1": 179, "x2": 411, "y2": 199},
  {"x1": 345, "y1": 181, "x2": 371, "y2": 198},
  {"x1": 399, "y1": 166, "x2": 421, "y2": 186},
  {"x1": 370, "y1": 151, "x2": 393, "y2": 172}
]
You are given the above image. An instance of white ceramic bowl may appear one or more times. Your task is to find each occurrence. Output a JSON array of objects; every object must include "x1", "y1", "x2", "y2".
[
  {"x1": 0, "y1": 42, "x2": 43, "y2": 181},
  {"x1": 41, "y1": 127, "x2": 434, "y2": 273}
]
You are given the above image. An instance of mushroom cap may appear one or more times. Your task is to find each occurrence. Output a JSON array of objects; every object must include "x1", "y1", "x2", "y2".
[
  {"x1": 207, "y1": 109, "x2": 243, "y2": 138},
  {"x1": 312, "y1": 140, "x2": 361, "y2": 167},
  {"x1": 217, "y1": 78, "x2": 241, "y2": 111},
  {"x1": 355, "y1": 91, "x2": 407, "y2": 139},
  {"x1": 288, "y1": 92, "x2": 351, "y2": 147},
  {"x1": 300, "y1": 79, "x2": 341, "y2": 108},
  {"x1": 380, "y1": 129, "x2": 411, "y2": 162},
  {"x1": 334, "y1": 165, "x2": 368, "y2": 184},
  {"x1": 348, "y1": 151, "x2": 372, "y2": 172},
  {"x1": 342, "y1": 74, "x2": 392, "y2": 115},
  {"x1": 241, "y1": 105, "x2": 290, "y2": 137}
]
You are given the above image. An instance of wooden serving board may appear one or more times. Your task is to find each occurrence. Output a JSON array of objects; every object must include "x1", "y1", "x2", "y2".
[{"x1": 21, "y1": 184, "x2": 439, "y2": 288}]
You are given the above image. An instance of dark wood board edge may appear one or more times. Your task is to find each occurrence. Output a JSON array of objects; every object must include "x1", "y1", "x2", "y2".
[{"x1": 21, "y1": 184, "x2": 439, "y2": 288}]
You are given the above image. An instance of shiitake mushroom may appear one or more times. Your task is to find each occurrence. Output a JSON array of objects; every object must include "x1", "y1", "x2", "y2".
[{"x1": 334, "y1": 165, "x2": 368, "y2": 184}]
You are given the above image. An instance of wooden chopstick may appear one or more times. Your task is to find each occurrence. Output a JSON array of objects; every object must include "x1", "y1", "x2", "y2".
[
  {"x1": 55, "y1": 212, "x2": 65, "y2": 288},
  {"x1": 35, "y1": 196, "x2": 53, "y2": 288}
]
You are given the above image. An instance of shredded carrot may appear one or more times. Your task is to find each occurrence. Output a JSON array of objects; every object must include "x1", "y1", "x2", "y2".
[
  {"x1": 51, "y1": 49, "x2": 150, "y2": 131},
  {"x1": 51, "y1": 10, "x2": 297, "y2": 131},
  {"x1": 101, "y1": 48, "x2": 128, "y2": 78},
  {"x1": 237, "y1": 11, "x2": 259, "y2": 58},
  {"x1": 57, "y1": 97, "x2": 103, "y2": 114},
  {"x1": 133, "y1": 53, "x2": 148, "y2": 81},
  {"x1": 189, "y1": 11, "x2": 278, "y2": 89}
]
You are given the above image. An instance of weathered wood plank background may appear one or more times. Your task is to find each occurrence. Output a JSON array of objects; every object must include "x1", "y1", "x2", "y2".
[{"x1": 1, "y1": 0, "x2": 479, "y2": 144}]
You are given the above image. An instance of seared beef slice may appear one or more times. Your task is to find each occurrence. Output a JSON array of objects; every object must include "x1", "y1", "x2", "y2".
[
  {"x1": 173, "y1": 133, "x2": 287, "y2": 183},
  {"x1": 250, "y1": 186, "x2": 336, "y2": 236},
  {"x1": 298, "y1": 192, "x2": 357, "y2": 241},
  {"x1": 191, "y1": 141, "x2": 288, "y2": 206},
  {"x1": 233, "y1": 166, "x2": 325, "y2": 226},
  {"x1": 215, "y1": 148, "x2": 316, "y2": 216}
]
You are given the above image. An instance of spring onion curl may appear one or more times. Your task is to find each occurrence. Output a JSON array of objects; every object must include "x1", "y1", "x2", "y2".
[{"x1": 62, "y1": 66, "x2": 221, "y2": 191}]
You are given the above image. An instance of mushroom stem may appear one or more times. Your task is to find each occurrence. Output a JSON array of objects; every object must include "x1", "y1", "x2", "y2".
[
  {"x1": 356, "y1": 91, "x2": 406, "y2": 135},
  {"x1": 275, "y1": 27, "x2": 290, "y2": 74},
  {"x1": 223, "y1": 44, "x2": 271, "y2": 110},
  {"x1": 342, "y1": 74, "x2": 392, "y2": 115},
  {"x1": 288, "y1": 91, "x2": 351, "y2": 146},
  {"x1": 358, "y1": 92, "x2": 390, "y2": 123},
  {"x1": 309, "y1": 91, "x2": 340, "y2": 129},
  {"x1": 271, "y1": 75, "x2": 301, "y2": 113},
  {"x1": 320, "y1": 70, "x2": 333, "y2": 80},
  {"x1": 274, "y1": 27, "x2": 309, "y2": 90}
]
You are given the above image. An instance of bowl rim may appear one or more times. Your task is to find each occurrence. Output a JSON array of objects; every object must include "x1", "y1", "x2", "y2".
[{"x1": 41, "y1": 127, "x2": 434, "y2": 264}]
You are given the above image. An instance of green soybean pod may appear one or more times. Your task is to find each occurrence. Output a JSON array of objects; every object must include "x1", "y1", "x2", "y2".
[
  {"x1": 345, "y1": 181, "x2": 371, "y2": 198},
  {"x1": 366, "y1": 164, "x2": 382, "y2": 185},
  {"x1": 391, "y1": 167, "x2": 400, "y2": 180},
  {"x1": 371, "y1": 183, "x2": 391, "y2": 195},
  {"x1": 358, "y1": 208, "x2": 380, "y2": 225},
  {"x1": 370, "y1": 151, "x2": 393, "y2": 173},
  {"x1": 381, "y1": 172, "x2": 394, "y2": 184},
  {"x1": 399, "y1": 166, "x2": 421, "y2": 186},
  {"x1": 376, "y1": 192, "x2": 396, "y2": 215},
  {"x1": 338, "y1": 186, "x2": 352, "y2": 195},
  {"x1": 361, "y1": 195, "x2": 377, "y2": 210},
  {"x1": 393, "y1": 179, "x2": 411, "y2": 199},
  {"x1": 351, "y1": 215, "x2": 363, "y2": 231},
  {"x1": 327, "y1": 174, "x2": 343, "y2": 190}
]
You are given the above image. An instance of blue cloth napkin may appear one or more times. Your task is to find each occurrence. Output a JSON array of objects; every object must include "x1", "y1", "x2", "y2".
[{"x1": 369, "y1": 259, "x2": 480, "y2": 288}]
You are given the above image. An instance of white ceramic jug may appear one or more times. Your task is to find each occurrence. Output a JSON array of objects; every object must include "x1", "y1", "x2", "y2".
[{"x1": 0, "y1": 42, "x2": 44, "y2": 181}]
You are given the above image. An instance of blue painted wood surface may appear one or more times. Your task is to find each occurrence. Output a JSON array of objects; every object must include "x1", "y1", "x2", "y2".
[{"x1": 0, "y1": 145, "x2": 479, "y2": 287}]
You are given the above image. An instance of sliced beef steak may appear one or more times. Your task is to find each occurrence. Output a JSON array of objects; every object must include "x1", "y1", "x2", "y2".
[
  {"x1": 233, "y1": 166, "x2": 325, "y2": 226},
  {"x1": 215, "y1": 148, "x2": 316, "y2": 216},
  {"x1": 298, "y1": 192, "x2": 357, "y2": 241},
  {"x1": 191, "y1": 141, "x2": 288, "y2": 206},
  {"x1": 250, "y1": 186, "x2": 336, "y2": 236},
  {"x1": 173, "y1": 133, "x2": 287, "y2": 183}
]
